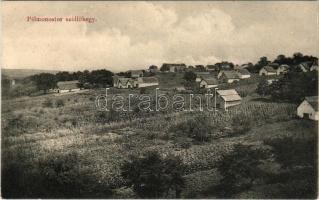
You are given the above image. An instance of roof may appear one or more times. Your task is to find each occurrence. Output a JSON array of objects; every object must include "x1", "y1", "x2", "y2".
[
  {"x1": 195, "y1": 72, "x2": 210, "y2": 75},
  {"x1": 217, "y1": 89, "x2": 242, "y2": 102},
  {"x1": 237, "y1": 69, "x2": 250, "y2": 75},
  {"x1": 118, "y1": 77, "x2": 134, "y2": 85},
  {"x1": 130, "y1": 70, "x2": 143, "y2": 75},
  {"x1": 305, "y1": 96, "x2": 318, "y2": 111},
  {"x1": 201, "y1": 77, "x2": 218, "y2": 85},
  {"x1": 220, "y1": 71, "x2": 240, "y2": 79},
  {"x1": 138, "y1": 77, "x2": 159, "y2": 83},
  {"x1": 57, "y1": 80, "x2": 79, "y2": 90},
  {"x1": 279, "y1": 64, "x2": 290, "y2": 69},
  {"x1": 298, "y1": 61, "x2": 312, "y2": 71},
  {"x1": 263, "y1": 66, "x2": 276, "y2": 72}
]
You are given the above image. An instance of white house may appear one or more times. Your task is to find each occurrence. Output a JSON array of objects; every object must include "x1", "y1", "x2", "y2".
[
  {"x1": 297, "y1": 96, "x2": 318, "y2": 120},
  {"x1": 218, "y1": 71, "x2": 240, "y2": 83},
  {"x1": 216, "y1": 89, "x2": 242, "y2": 110},
  {"x1": 199, "y1": 77, "x2": 218, "y2": 88},
  {"x1": 195, "y1": 72, "x2": 211, "y2": 82},
  {"x1": 114, "y1": 77, "x2": 134, "y2": 88},
  {"x1": 310, "y1": 65, "x2": 318, "y2": 71},
  {"x1": 236, "y1": 69, "x2": 251, "y2": 79},
  {"x1": 259, "y1": 66, "x2": 277, "y2": 76},
  {"x1": 135, "y1": 77, "x2": 159, "y2": 88},
  {"x1": 57, "y1": 80, "x2": 81, "y2": 93},
  {"x1": 276, "y1": 64, "x2": 289, "y2": 75},
  {"x1": 129, "y1": 70, "x2": 144, "y2": 78}
]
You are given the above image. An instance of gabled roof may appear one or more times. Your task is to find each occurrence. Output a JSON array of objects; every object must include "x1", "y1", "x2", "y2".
[
  {"x1": 237, "y1": 69, "x2": 250, "y2": 75},
  {"x1": 118, "y1": 77, "x2": 134, "y2": 85},
  {"x1": 305, "y1": 96, "x2": 318, "y2": 111},
  {"x1": 262, "y1": 66, "x2": 276, "y2": 72},
  {"x1": 217, "y1": 89, "x2": 241, "y2": 102},
  {"x1": 298, "y1": 62, "x2": 312, "y2": 71},
  {"x1": 201, "y1": 77, "x2": 218, "y2": 85},
  {"x1": 129, "y1": 70, "x2": 143, "y2": 76},
  {"x1": 138, "y1": 77, "x2": 159, "y2": 83},
  {"x1": 279, "y1": 64, "x2": 290, "y2": 69},
  {"x1": 57, "y1": 80, "x2": 79, "y2": 90},
  {"x1": 220, "y1": 71, "x2": 240, "y2": 79}
]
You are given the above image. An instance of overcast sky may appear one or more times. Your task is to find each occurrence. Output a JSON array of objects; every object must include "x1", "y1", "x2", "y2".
[{"x1": 2, "y1": 1, "x2": 319, "y2": 72}]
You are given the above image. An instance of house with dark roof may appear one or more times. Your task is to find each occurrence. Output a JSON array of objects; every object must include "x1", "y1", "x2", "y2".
[
  {"x1": 259, "y1": 66, "x2": 277, "y2": 76},
  {"x1": 161, "y1": 63, "x2": 186, "y2": 72},
  {"x1": 135, "y1": 77, "x2": 159, "y2": 88},
  {"x1": 217, "y1": 71, "x2": 240, "y2": 83},
  {"x1": 236, "y1": 69, "x2": 251, "y2": 79},
  {"x1": 199, "y1": 77, "x2": 218, "y2": 88},
  {"x1": 297, "y1": 96, "x2": 318, "y2": 120},
  {"x1": 57, "y1": 80, "x2": 80, "y2": 93},
  {"x1": 216, "y1": 89, "x2": 242, "y2": 110}
]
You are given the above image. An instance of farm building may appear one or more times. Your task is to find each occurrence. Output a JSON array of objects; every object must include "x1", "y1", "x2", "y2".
[
  {"x1": 114, "y1": 77, "x2": 134, "y2": 88},
  {"x1": 129, "y1": 70, "x2": 144, "y2": 78},
  {"x1": 310, "y1": 64, "x2": 318, "y2": 71},
  {"x1": 259, "y1": 66, "x2": 277, "y2": 76},
  {"x1": 57, "y1": 80, "x2": 80, "y2": 93},
  {"x1": 216, "y1": 89, "x2": 242, "y2": 110},
  {"x1": 195, "y1": 72, "x2": 211, "y2": 82},
  {"x1": 199, "y1": 77, "x2": 218, "y2": 88},
  {"x1": 297, "y1": 61, "x2": 313, "y2": 72},
  {"x1": 135, "y1": 77, "x2": 159, "y2": 88},
  {"x1": 234, "y1": 64, "x2": 250, "y2": 70},
  {"x1": 236, "y1": 69, "x2": 251, "y2": 79},
  {"x1": 162, "y1": 63, "x2": 186, "y2": 72},
  {"x1": 276, "y1": 64, "x2": 289, "y2": 75},
  {"x1": 206, "y1": 65, "x2": 218, "y2": 71},
  {"x1": 218, "y1": 71, "x2": 240, "y2": 83},
  {"x1": 297, "y1": 96, "x2": 318, "y2": 120}
]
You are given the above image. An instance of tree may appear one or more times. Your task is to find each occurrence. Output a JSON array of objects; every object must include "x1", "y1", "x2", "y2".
[
  {"x1": 160, "y1": 64, "x2": 170, "y2": 72},
  {"x1": 195, "y1": 65, "x2": 205, "y2": 72},
  {"x1": 256, "y1": 78, "x2": 271, "y2": 96},
  {"x1": 149, "y1": 65, "x2": 158, "y2": 70},
  {"x1": 31, "y1": 73, "x2": 57, "y2": 93},
  {"x1": 215, "y1": 144, "x2": 269, "y2": 197},
  {"x1": 183, "y1": 71, "x2": 196, "y2": 82},
  {"x1": 88, "y1": 69, "x2": 113, "y2": 87},
  {"x1": 270, "y1": 71, "x2": 318, "y2": 102},
  {"x1": 121, "y1": 151, "x2": 185, "y2": 198}
]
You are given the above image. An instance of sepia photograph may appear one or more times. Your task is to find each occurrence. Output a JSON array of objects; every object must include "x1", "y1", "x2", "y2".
[{"x1": 1, "y1": 1, "x2": 318, "y2": 199}]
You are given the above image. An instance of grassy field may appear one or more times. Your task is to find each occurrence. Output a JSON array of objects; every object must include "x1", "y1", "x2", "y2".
[{"x1": 1, "y1": 73, "x2": 317, "y2": 198}]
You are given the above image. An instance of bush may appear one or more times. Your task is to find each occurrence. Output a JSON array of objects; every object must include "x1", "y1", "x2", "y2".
[
  {"x1": 42, "y1": 98, "x2": 53, "y2": 107},
  {"x1": 55, "y1": 99, "x2": 64, "y2": 107},
  {"x1": 169, "y1": 114, "x2": 216, "y2": 142}
]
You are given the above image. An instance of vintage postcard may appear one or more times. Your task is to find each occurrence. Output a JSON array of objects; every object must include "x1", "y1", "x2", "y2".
[{"x1": 1, "y1": 1, "x2": 318, "y2": 199}]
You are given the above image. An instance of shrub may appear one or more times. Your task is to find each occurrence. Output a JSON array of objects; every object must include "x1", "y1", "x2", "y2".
[
  {"x1": 55, "y1": 99, "x2": 64, "y2": 107},
  {"x1": 42, "y1": 98, "x2": 53, "y2": 107}
]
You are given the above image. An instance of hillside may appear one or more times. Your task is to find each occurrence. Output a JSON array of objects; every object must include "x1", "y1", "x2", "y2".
[{"x1": 2, "y1": 68, "x2": 61, "y2": 79}]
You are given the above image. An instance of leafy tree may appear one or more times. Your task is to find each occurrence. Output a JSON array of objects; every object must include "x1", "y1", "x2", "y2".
[
  {"x1": 215, "y1": 144, "x2": 269, "y2": 197},
  {"x1": 121, "y1": 151, "x2": 185, "y2": 198},
  {"x1": 183, "y1": 71, "x2": 196, "y2": 82},
  {"x1": 256, "y1": 78, "x2": 271, "y2": 96},
  {"x1": 195, "y1": 65, "x2": 205, "y2": 72},
  {"x1": 270, "y1": 71, "x2": 318, "y2": 102},
  {"x1": 88, "y1": 69, "x2": 113, "y2": 87},
  {"x1": 149, "y1": 65, "x2": 158, "y2": 70},
  {"x1": 31, "y1": 73, "x2": 57, "y2": 93},
  {"x1": 160, "y1": 64, "x2": 170, "y2": 72}
]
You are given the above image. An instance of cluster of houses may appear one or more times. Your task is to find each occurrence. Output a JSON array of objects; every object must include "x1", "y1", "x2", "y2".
[
  {"x1": 113, "y1": 70, "x2": 159, "y2": 89},
  {"x1": 259, "y1": 61, "x2": 318, "y2": 76}
]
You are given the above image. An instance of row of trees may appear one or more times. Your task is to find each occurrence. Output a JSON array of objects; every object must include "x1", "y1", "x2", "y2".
[
  {"x1": 256, "y1": 71, "x2": 318, "y2": 102},
  {"x1": 29, "y1": 69, "x2": 113, "y2": 94}
]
